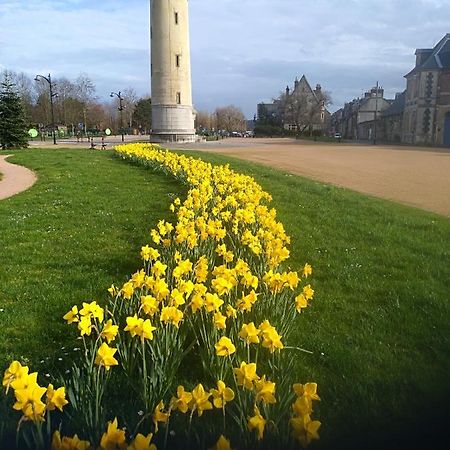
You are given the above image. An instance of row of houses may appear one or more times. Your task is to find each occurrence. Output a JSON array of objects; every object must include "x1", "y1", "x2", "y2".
[{"x1": 332, "y1": 33, "x2": 450, "y2": 147}]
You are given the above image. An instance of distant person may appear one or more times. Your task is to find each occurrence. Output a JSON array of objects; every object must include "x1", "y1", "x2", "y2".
[
  {"x1": 101, "y1": 136, "x2": 106, "y2": 150},
  {"x1": 90, "y1": 137, "x2": 96, "y2": 149}
]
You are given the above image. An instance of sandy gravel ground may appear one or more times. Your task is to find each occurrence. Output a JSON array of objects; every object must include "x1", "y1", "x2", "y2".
[
  {"x1": 172, "y1": 138, "x2": 450, "y2": 217},
  {"x1": 0, "y1": 155, "x2": 37, "y2": 200}
]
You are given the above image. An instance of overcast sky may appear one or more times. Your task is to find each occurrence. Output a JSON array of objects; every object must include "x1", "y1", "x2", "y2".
[{"x1": 0, "y1": 0, "x2": 449, "y2": 117}]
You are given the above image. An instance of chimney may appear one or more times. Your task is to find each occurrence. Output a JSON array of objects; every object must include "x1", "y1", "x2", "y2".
[
  {"x1": 286, "y1": 85, "x2": 290, "y2": 95},
  {"x1": 315, "y1": 83, "x2": 322, "y2": 92},
  {"x1": 294, "y1": 77, "x2": 299, "y2": 89}
]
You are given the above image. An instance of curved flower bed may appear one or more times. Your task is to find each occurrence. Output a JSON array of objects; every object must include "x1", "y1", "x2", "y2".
[{"x1": 2, "y1": 144, "x2": 320, "y2": 450}]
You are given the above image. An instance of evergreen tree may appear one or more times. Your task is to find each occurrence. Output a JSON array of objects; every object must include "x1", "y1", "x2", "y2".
[{"x1": 0, "y1": 73, "x2": 29, "y2": 149}]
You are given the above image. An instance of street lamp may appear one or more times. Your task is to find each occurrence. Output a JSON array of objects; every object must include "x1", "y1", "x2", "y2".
[
  {"x1": 110, "y1": 91, "x2": 124, "y2": 142},
  {"x1": 35, "y1": 73, "x2": 57, "y2": 145}
]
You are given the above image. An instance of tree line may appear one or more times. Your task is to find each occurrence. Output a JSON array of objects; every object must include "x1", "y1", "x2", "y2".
[
  {"x1": 0, "y1": 69, "x2": 250, "y2": 146},
  {"x1": 0, "y1": 70, "x2": 153, "y2": 136}
]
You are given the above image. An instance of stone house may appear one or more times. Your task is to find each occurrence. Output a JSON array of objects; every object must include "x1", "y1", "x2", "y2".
[
  {"x1": 333, "y1": 87, "x2": 391, "y2": 140},
  {"x1": 257, "y1": 75, "x2": 330, "y2": 133},
  {"x1": 402, "y1": 33, "x2": 450, "y2": 146},
  {"x1": 380, "y1": 91, "x2": 406, "y2": 143}
]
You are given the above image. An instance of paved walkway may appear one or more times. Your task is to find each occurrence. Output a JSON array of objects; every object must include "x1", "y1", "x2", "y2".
[{"x1": 0, "y1": 155, "x2": 37, "y2": 200}]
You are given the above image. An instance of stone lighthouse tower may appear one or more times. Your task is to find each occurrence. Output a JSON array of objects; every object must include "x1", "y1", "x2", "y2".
[{"x1": 150, "y1": 0, "x2": 196, "y2": 142}]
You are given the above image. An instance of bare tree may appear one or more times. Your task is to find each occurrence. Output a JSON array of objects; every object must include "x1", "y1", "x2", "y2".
[
  {"x1": 278, "y1": 89, "x2": 332, "y2": 134},
  {"x1": 122, "y1": 87, "x2": 138, "y2": 128},
  {"x1": 214, "y1": 105, "x2": 246, "y2": 132},
  {"x1": 195, "y1": 110, "x2": 215, "y2": 131}
]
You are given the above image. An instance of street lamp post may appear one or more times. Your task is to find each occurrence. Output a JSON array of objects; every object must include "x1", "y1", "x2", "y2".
[
  {"x1": 35, "y1": 73, "x2": 57, "y2": 145},
  {"x1": 110, "y1": 91, "x2": 125, "y2": 142}
]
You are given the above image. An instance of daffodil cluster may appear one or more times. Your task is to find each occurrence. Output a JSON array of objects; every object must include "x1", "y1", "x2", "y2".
[
  {"x1": 3, "y1": 361, "x2": 68, "y2": 422},
  {"x1": 3, "y1": 144, "x2": 320, "y2": 449}
]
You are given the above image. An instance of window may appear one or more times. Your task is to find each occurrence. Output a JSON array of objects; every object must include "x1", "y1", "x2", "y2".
[
  {"x1": 176, "y1": 54, "x2": 180, "y2": 67},
  {"x1": 174, "y1": 12, "x2": 179, "y2": 24},
  {"x1": 176, "y1": 92, "x2": 181, "y2": 104}
]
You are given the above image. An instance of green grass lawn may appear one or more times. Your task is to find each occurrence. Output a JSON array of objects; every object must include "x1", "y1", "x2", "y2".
[{"x1": 0, "y1": 148, "x2": 449, "y2": 449}]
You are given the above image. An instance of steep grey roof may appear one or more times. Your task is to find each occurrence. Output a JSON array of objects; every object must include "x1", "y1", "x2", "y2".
[
  {"x1": 382, "y1": 91, "x2": 406, "y2": 117},
  {"x1": 405, "y1": 33, "x2": 450, "y2": 77}
]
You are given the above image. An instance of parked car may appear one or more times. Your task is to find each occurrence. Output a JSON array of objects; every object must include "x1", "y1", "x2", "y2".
[{"x1": 334, "y1": 132, "x2": 342, "y2": 139}]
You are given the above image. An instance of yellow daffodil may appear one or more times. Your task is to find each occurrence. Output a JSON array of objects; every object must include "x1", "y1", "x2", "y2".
[
  {"x1": 241, "y1": 271, "x2": 258, "y2": 289},
  {"x1": 173, "y1": 258, "x2": 193, "y2": 279},
  {"x1": 152, "y1": 400, "x2": 169, "y2": 433},
  {"x1": 210, "y1": 380, "x2": 235, "y2": 408},
  {"x1": 121, "y1": 281, "x2": 135, "y2": 300},
  {"x1": 233, "y1": 362, "x2": 259, "y2": 390},
  {"x1": 292, "y1": 395, "x2": 312, "y2": 417},
  {"x1": 101, "y1": 319, "x2": 119, "y2": 344},
  {"x1": 261, "y1": 327, "x2": 284, "y2": 353},
  {"x1": 2, "y1": 361, "x2": 28, "y2": 393},
  {"x1": 52, "y1": 431, "x2": 91, "y2": 450},
  {"x1": 190, "y1": 293, "x2": 204, "y2": 313},
  {"x1": 78, "y1": 315, "x2": 93, "y2": 337},
  {"x1": 209, "y1": 435, "x2": 233, "y2": 450},
  {"x1": 215, "y1": 337, "x2": 236, "y2": 357},
  {"x1": 255, "y1": 376, "x2": 276, "y2": 404},
  {"x1": 213, "y1": 312, "x2": 227, "y2": 330},
  {"x1": 108, "y1": 284, "x2": 119, "y2": 297},
  {"x1": 293, "y1": 382, "x2": 320, "y2": 401},
  {"x1": 302, "y1": 263, "x2": 312, "y2": 278},
  {"x1": 46, "y1": 383, "x2": 68, "y2": 411},
  {"x1": 124, "y1": 315, "x2": 143, "y2": 337},
  {"x1": 63, "y1": 305, "x2": 79, "y2": 324},
  {"x1": 150, "y1": 229, "x2": 161, "y2": 244},
  {"x1": 238, "y1": 322, "x2": 260, "y2": 345},
  {"x1": 152, "y1": 278, "x2": 170, "y2": 301},
  {"x1": 189, "y1": 383, "x2": 213, "y2": 416},
  {"x1": 295, "y1": 294, "x2": 308, "y2": 312},
  {"x1": 285, "y1": 271, "x2": 300, "y2": 289},
  {"x1": 13, "y1": 382, "x2": 47, "y2": 421},
  {"x1": 79, "y1": 300, "x2": 104, "y2": 323},
  {"x1": 248, "y1": 406, "x2": 266, "y2": 440},
  {"x1": 290, "y1": 414, "x2": 321, "y2": 447},
  {"x1": 225, "y1": 304, "x2": 237, "y2": 318},
  {"x1": 205, "y1": 293, "x2": 224, "y2": 312},
  {"x1": 10, "y1": 371, "x2": 38, "y2": 391},
  {"x1": 100, "y1": 417, "x2": 126, "y2": 450},
  {"x1": 95, "y1": 343, "x2": 118, "y2": 370},
  {"x1": 170, "y1": 385, "x2": 192, "y2": 413},
  {"x1": 212, "y1": 277, "x2": 234, "y2": 296},
  {"x1": 170, "y1": 288, "x2": 185, "y2": 307},
  {"x1": 236, "y1": 290, "x2": 258, "y2": 312},
  {"x1": 194, "y1": 255, "x2": 209, "y2": 283},
  {"x1": 141, "y1": 319, "x2": 157, "y2": 340},
  {"x1": 160, "y1": 306, "x2": 183, "y2": 328},
  {"x1": 152, "y1": 260, "x2": 167, "y2": 278},
  {"x1": 140, "y1": 245, "x2": 160, "y2": 262},
  {"x1": 178, "y1": 280, "x2": 195, "y2": 297},
  {"x1": 127, "y1": 432, "x2": 157, "y2": 450},
  {"x1": 141, "y1": 295, "x2": 159, "y2": 316},
  {"x1": 303, "y1": 284, "x2": 314, "y2": 300}
]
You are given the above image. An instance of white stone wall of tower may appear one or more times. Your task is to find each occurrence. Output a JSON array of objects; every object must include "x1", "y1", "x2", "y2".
[{"x1": 150, "y1": 0, "x2": 196, "y2": 140}]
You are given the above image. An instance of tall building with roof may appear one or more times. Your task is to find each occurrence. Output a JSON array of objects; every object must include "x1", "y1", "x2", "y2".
[{"x1": 402, "y1": 34, "x2": 450, "y2": 146}]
